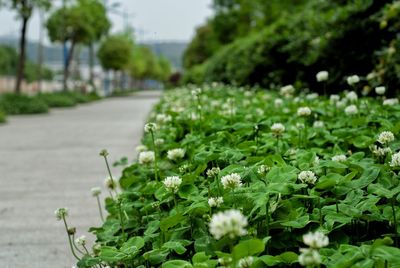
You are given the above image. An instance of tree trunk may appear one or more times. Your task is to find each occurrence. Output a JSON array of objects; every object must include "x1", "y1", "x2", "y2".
[
  {"x1": 15, "y1": 16, "x2": 29, "y2": 94},
  {"x1": 37, "y1": 9, "x2": 44, "y2": 93},
  {"x1": 89, "y1": 42, "x2": 95, "y2": 90},
  {"x1": 64, "y1": 41, "x2": 76, "y2": 91}
]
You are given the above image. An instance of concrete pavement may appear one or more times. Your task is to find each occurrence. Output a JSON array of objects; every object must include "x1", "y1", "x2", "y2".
[{"x1": 0, "y1": 91, "x2": 160, "y2": 267}]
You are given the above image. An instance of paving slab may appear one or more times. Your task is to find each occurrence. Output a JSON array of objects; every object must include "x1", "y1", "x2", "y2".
[{"x1": 0, "y1": 91, "x2": 161, "y2": 267}]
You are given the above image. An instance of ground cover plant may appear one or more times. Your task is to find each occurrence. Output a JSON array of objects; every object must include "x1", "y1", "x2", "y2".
[{"x1": 58, "y1": 77, "x2": 400, "y2": 267}]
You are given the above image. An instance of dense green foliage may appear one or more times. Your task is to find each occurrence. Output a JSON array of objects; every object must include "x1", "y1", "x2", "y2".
[
  {"x1": 183, "y1": 0, "x2": 400, "y2": 95},
  {"x1": 72, "y1": 84, "x2": 400, "y2": 267},
  {"x1": 0, "y1": 93, "x2": 48, "y2": 114},
  {"x1": 0, "y1": 91, "x2": 101, "y2": 115},
  {"x1": 0, "y1": 110, "x2": 6, "y2": 123},
  {"x1": 0, "y1": 44, "x2": 53, "y2": 81}
]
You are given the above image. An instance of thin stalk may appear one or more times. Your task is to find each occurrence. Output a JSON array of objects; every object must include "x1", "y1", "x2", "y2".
[
  {"x1": 215, "y1": 175, "x2": 222, "y2": 196},
  {"x1": 71, "y1": 234, "x2": 85, "y2": 255},
  {"x1": 62, "y1": 216, "x2": 81, "y2": 260},
  {"x1": 118, "y1": 201, "x2": 126, "y2": 241},
  {"x1": 391, "y1": 198, "x2": 398, "y2": 246},
  {"x1": 150, "y1": 131, "x2": 159, "y2": 181},
  {"x1": 335, "y1": 195, "x2": 339, "y2": 213},
  {"x1": 82, "y1": 244, "x2": 90, "y2": 255},
  {"x1": 102, "y1": 154, "x2": 113, "y2": 180},
  {"x1": 96, "y1": 195, "x2": 104, "y2": 222}
]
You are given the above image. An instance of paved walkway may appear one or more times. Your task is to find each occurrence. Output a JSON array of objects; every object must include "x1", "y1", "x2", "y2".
[{"x1": 0, "y1": 91, "x2": 161, "y2": 267}]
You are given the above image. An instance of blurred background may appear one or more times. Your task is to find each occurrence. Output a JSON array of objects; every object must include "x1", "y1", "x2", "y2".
[{"x1": 0, "y1": 0, "x2": 399, "y2": 97}]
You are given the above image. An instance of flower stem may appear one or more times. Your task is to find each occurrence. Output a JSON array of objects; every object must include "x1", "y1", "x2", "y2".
[
  {"x1": 62, "y1": 216, "x2": 81, "y2": 260},
  {"x1": 102, "y1": 154, "x2": 113, "y2": 180},
  {"x1": 96, "y1": 195, "x2": 104, "y2": 222},
  {"x1": 391, "y1": 198, "x2": 398, "y2": 246},
  {"x1": 150, "y1": 131, "x2": 159, "y2": 181}
]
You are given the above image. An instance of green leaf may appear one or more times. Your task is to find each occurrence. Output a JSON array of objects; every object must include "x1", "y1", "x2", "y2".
[
  {"x1": 163, "y1": 241, "x2": 187, "y2": 254},
  {"x1": 162, "y1": 260, "x2": 193, "y2": 268},
  {"x1": 160, "y1": 213, "x2": 185, "y2": 232},
  {"x1": 233, "y1": 239, "x2": 265, "y2": 260},
  {"x1": 99, "y1": 246, "x2": 126, "y2": 262}
]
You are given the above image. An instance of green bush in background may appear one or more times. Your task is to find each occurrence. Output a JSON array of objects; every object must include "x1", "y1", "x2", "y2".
[
  {"x1": 0, "y1": 93, "x2": 49, "y2": 115},
  {"x1": 184, "y1": 0, "x2": 399, "y2": 95},
  {"x1": 38, "y1": 92, "x2": 77, "y2": 108},
  {"x1": 0, "y1": 110, "x2": 6, "y2": 123}
]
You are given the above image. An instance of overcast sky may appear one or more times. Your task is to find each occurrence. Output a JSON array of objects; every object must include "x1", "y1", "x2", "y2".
[{"x1": 0, "y1": 0, "x2": 213, "y2": 43}]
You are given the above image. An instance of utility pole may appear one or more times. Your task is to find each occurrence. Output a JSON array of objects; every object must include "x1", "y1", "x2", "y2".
[{"x1": 37, "y1": 8, "x2": 44, "y2": 93}]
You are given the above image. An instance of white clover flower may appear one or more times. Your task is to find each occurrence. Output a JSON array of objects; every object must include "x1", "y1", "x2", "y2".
[
  {"x1": 238, "y1": 256, "x2": 254, "y2": 268},
  {"x1": 344, "y1": 104, "x2": 358, "y2": 115},
  {"x1": 218, "y1": 257, "x2": 233, "y2": 266},
  {"x1": 55, "y1": 208, "x2": 69, "y2": 221},
  {"x1": 313, "y1": 121, "x2": 324, "y2": 128},
  {"x1": 347, "y1": 75, "x2": 360, "y2": 86},
  {"x1": 383, "y1": 98, "x2": 399, "y2": 106},
  {"x1": 297, "y1": 107, "x2": 312, "y2": 117},
  {"x1": 104, "y1": 177, "x2": 117, "y2": 190},
  {"x1": 167, "y1": 148, "x2": 185, "y2": 161},
  {"x1": 257, "y1": 165, "x2": 270, "y2": 175},
  {"x1": 144, "y1": 122, "x2": 157, "y2": 133},
  {"x1": 155, "y1": 114, "x2": 172, "y2": 124},
  {"x1": 154, "y1": 138, "x2": 165, "y2": 146},
  {"x1": 336, "y1": 100, "x2": 347, "y2": 108},
  {"x1": 221, "y1": 173, "x2": 243, "y2": 190},
  {"x1": 75, "y1": 235, "x2": 86, "y2": 246},
  {"x1": 390, "y1": 152, "x2": 400, "y2": 167},
  {"x1": 306, "y1": 93, "x2": 319, "y2": 100},
  {"x1": 332, "y1": 154, "x2": 347, "y2": 162},
  {"x1": 274, "y1": 98, "x2": 283, "y2": 107},
  {"x1": 138, "y1": 151, "x2": 155, "y2": 165},
  {"x1": 316, "y1": 71, "x2": 329, "y2": 82},
  {"x1": 303, "y1": 231, "x2": 329, "y2": 248},
  {"x1": 346, "y1": 91, "x2": 358, "y2": 102},
  {"x1": 296, "y1": 123, "x2": 305, "y2": 129},
  {"x1": 206, "y1": 167, "x2": 221, "y2": 177},
  {"x1": 370, "y1": 145, "x2": 391, "y2": 157},
  {"x1": 271, "y1": 123, "x2": 285, "y2": 136},
  {"x1": 366, "y1": 72, "x2": 376, "y2": 80},
  {"x1": 209, "y1": 209, "x2": 248, "y2": 239},
  {"x1": 298, "y1": 171, "x2": 318, "y2": 185},
  {"x1": 135, "y1": 145, "x2": 148, "y2": 153},
  {"x1": 299, "y1": 248, "x2": 321, "y2": 267},
  {"x1": 313, "y1": 156, "x2": 320, "y2": 166},
  {"x1": 163, "y1": 176, "x2": 182, "y2": 193},
  {"x1": 191, "y1": 88, "x2": 202, "y2": 97},
  {"x1": 208, "y1": 197, "x2": 224, "y2": 208},
  {"x1": 329, "y1": 94, "x2": 340, "y2": 103},
  {"x1": 91, "y1": 187, "x2": 101, "y2": 197},
  {"x1": 280, "y1": 85, "x2": 295, "y2": 96},
  {"x1": 375, "y1": 86, "x2": 386, "y2": 95},
  {"x1": 377, "y1": 131, "x2": 395, "y2": 145}
]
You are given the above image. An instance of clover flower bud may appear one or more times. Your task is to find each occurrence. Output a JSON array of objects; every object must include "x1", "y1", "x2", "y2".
[
  {"x1": 91, "y1": 187, "x2": 101, "y2": 197},
  {"x1": 75, "y1": 235, "x2": 86, "y2": 246},
  {"x1": 313, "y1": 121, "x2": 324, "y2": 128},
  {"x1": 55, "y1": 207, "x2": 69, "y2": 221},
  {"x1": 274, "y1": 98, "x2": 283, "y2": 107},
  {"x1": 208, "y1": 197, "x2": 224, "y2": 208},
  {"x1": 135, "y1": 145, "x2": 148, "y2": 153},
  {"x1": 154, "y1": 138, "x2": 165, "y2": 146},
  {"x1": 104, "y1": 177, "x2": 117, "y2": 190},
  {"x1": 144, "y1": 122, "x2": 157, "y2": 133},
  {"x1": 280, "y1": 85, "x2": 295, "y2": 97},
  {"x1": 206, "y1": 167, "x2": 221, "y2": 177},
  {"x1": 99, "y1": 149, "x2": 109, "y2": 157},
  {"x1": 257, "y1": 165, "x2": 270, "y2": 175},
  {"x1": 346, "y1": 91, "x2": 358, "y2": 102},
  {"x1": 67, "y1": 227, "x2": 76, "y2": 235}
]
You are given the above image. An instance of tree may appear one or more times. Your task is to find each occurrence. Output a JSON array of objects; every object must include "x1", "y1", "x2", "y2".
[
  {"x1": 7, "y1": 0, "x2": 51, "y2": 93},
  {"x1": 77, "y1": 0, "x2": 110, "y2": 88},
  {"x1": 97, "y1": 34, "x2": 133, "y2": 89},
  {"x1": 46, "y1": 1, "x2": 100, "y2": 90}
]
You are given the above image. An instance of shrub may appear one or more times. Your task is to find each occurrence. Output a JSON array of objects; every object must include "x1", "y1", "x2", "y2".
[
  {"x1": 38, "y1": 92, "x2": 77, "y2": 108},
  {"x1": 0, "y1": 93, "x2": 48, "y2": 114},
  {"x1": 0, "y1": 110, "x2": 6, "y2": 123}
]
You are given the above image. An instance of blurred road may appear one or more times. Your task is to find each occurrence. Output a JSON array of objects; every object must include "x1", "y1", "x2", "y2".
[{"x1": 0, "y1": 91, "x2": 161, "y2": 267}]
